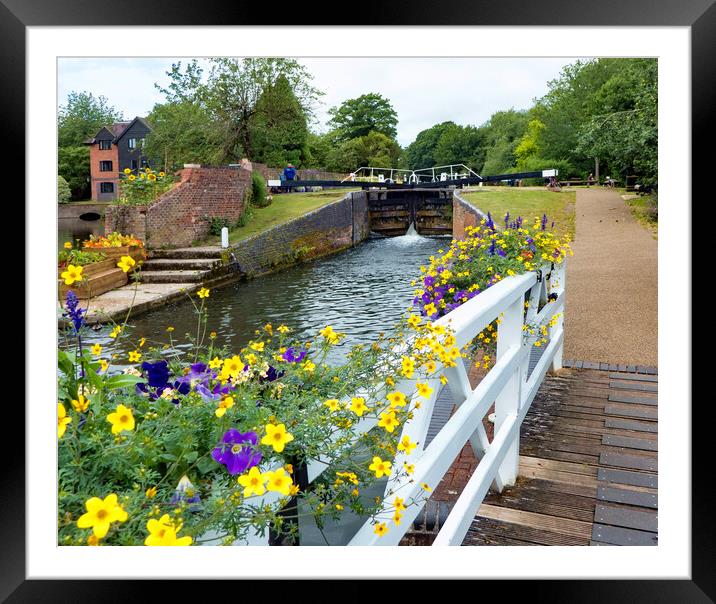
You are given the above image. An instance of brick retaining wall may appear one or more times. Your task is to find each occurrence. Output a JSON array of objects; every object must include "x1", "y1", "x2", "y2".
[
  {"x1": 105, "y1": 166, "x2": 251, "y2": 248},
  {"x1": 452, "y1": 191, "x2": 487, "y2": 240},
  {"x1": 229, "y1": 191, "x2": 368, "y2": 277}
]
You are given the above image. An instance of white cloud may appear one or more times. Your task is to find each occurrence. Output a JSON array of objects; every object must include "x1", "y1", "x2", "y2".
[{"x1": 58, "y1": 56, "x2": 580, "y2": 146}]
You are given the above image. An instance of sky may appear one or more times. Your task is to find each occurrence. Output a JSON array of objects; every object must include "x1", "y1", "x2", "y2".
[{"x1": 58, "y1": 57, "x2": 582, "y2": 147}]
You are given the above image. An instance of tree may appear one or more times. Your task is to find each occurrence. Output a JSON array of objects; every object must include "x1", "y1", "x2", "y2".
[
  {"x1": 478, "y1": 109, "x2": 530, "y2": 174},
  {"x1": 155, "y1": 58, "x2": 323, "y2": 163},
  {"x1": 144, "y1": 100, "x2": 215, "y2": 171},
  {"x1": 58, "y1": 146, "x2": 90, "y2": 200},
  {"x1": 327, "y1": 93, "x2": 398, "y2": 142},
  {"x1": 324, "y1": 131, "x2": 401, "y2": 173},
  {"x1": 249, "y1": 75, "x2": 310, "y2": 167},
  {"x1": 58, "y1": 91, "x2": 124, "y2": 148},
  {"x1": 433, "y1": 124, "x2": 485, "y2": 168},
  {"x1": 403, "y1": 122, "x2": 456, "y2": 169},
  {"x1": 57, "y1": 175, "x2": 72, "y2": 203}
]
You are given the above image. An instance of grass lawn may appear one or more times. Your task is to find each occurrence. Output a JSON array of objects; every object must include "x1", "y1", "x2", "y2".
[
  {"x1": 203, "y1": 188, "x2": 357, "y2": 245},
  {"x1": 460, "y1": 186, "x2": 576, "y2": 238},
  {"x1": 625, "y1": 193, "x2": 658, "y2": 239}
]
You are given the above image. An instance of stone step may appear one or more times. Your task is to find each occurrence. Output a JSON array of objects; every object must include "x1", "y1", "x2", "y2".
[
  {"x1": 142, "y1": 258, "x2": 222, "y2": 271},
  {"x1": 139, "y1": 270, "x2": 212, "y2": 284},
  {"x1": 148, "y1": 247, "x2": 225, "y2": 259}
]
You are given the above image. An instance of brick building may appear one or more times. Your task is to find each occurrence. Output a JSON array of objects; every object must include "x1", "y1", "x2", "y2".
[{"x1": 84, "y1": 116, "x2": 152, "y2": 201}]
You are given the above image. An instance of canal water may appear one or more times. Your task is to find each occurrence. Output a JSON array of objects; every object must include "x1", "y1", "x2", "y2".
[
  {"x1": 58, "y1": 217, "x2": 104, "y2": 251},
  {"x1": 72, "y1": 231, "x2": 447, "y2": 365}
]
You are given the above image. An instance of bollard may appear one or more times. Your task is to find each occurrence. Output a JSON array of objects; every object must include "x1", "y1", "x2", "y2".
[{"x1": 221, "y1": 227, "x2": 229, "y2": 248}]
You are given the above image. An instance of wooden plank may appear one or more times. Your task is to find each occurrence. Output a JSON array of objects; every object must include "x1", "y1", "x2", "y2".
[
  {"x1": 517, "y1": 464, "x2": 599, "y2": 489},
  {"x1": 518, "y1": 477, "x2": 597, "y2": 499},
  {"x1": 608, "y1": 373, "x2": 658, "y2": 383},
  {"x1": 597, "y1": 486, "x2": 658, "y2": 509},
  {"x1": 605, "y1": 404, "x2": 657, "y2": 420},
  {"x1": 605, "y1": 417, "x2": 658, "y2": 433},
  {"x1": 608, "y1": 381, "x2": 658, "y2": 393},
  {"x1": 595, "y1": 504, "x2": 658, "y2": 532},
  {"x1": 597, "y1": 468, "x2": 658, "y2": 489},
  {"x1": 519, "y1": 455, "x2": 598, "y2": 476},
  {"x1": 608, "y1": 393, "x2": 658, "y2": 406},
  {"x1": 600, "y1": 452, "x2": 657, "y2": 472},
  {"x1": 603, "y1": 434, "x2": 658, "y2": 452},
  {"x1": 591, "y1": 524, "x2": 658, "y2": 546},
  {"x1": 465, "y1": 516, "x2": 588, "y2": 546},
  {"x1": 477, "y1": 503, "x2": 593, "y2": 539}
]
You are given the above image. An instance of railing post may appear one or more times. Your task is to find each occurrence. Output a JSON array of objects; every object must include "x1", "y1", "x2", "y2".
[
  {"x1": 492, "y1": 295, "x2": 524, "y2": 490},
  {"x1": 549, "y1": 260, "x2": 566, "y2": 373}
]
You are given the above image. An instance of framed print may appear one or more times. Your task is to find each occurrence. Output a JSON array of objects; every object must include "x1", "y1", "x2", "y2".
[{"x1": 9, "y1": 0, "x2": 711, "y2": 598}]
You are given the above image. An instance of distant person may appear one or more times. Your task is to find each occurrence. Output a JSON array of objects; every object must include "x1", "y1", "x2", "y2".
[
  {"x1": 282, "y1": 163, "x2": 297, "y2": 181},
  {"x1": 587, "y1": 173, "x2": 594, "y2": 187}
]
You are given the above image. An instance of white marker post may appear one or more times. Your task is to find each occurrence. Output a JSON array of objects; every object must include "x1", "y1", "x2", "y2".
[{"x1": 221, "y1": 227, "x2": 229, "y2": 248}]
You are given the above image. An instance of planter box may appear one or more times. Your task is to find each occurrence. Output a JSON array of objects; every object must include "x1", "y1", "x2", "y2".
[
  {"x1": 82, "y1": 245, "x2": 145, "y2": 262},
  {"x1": 58, "y1": 260, "x2": 128, "y2": 301}
]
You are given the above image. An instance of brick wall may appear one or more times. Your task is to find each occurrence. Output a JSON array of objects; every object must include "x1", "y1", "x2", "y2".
[
  {"x1": 89, "y1": 145, "x2": 119, "y2": 201},
  {"x1": 229, "y1": 191, "x2": 368, "y2": 278},
  {"x1": 105, "y1": 165, "x2": 251, "y2": 248},
  {"x1": 452, "y1": 191, "x2": 487, "y2": 240}
]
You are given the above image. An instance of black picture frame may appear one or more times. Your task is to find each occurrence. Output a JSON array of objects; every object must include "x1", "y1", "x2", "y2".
[{"x1": 9, "y1": 0, "x2": 708, "y2": 599}]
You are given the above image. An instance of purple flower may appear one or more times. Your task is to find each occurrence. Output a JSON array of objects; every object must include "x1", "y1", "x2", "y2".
[
  {"x1": 282, "y1": 347, "x2": 307, "y2": 364},
  {"x1": 142, "y1": 360, "x2": 170, "y2": 389},
  {"x1": 541, "y1": 214, "x2": 548, "y2": 231},
  {"x1": 421, "y1": 292, "x2": 432, "y2": 304},
  {"x1": 488, "y1": 240, "x2": 496, "y2": 255},
  {"x1": 212, "y1": 429, "x2": 262, "y2": 475},
  {"x1": 63, "y1": 291, "x2": 85, "y2": 333},
  {"x1": 170, "y1": 475, "x2": 202, "y2": 508},
  {"x1": 497, "y1": 248, "x2": 506, "y2": 257},
  {"x1": 504, "y1": 212, "x2": 510, "y2": 227},
  {"x1": 423, "y1": 275, "x2": 435, "y2": 288},
  {"x1": 260, "y1": 366, "x2": 283, "y2": 383}
]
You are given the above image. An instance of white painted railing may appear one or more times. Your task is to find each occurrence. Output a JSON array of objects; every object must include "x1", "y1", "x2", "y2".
[
  {"x1": 349, "y1": 259, "x2": 566, "y2": 546},
  {"x1": 224, "y1": 260, "x2": 565, "y2": 546}
]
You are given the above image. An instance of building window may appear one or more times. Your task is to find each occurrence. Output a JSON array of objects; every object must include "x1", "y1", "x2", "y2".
[
  {"x1": 130, "y1": 160, "x2": 138, "y2": 171},
  {"x1": 99, "y1": 182, "x2": 114, "y2": 193},
  {"x1": 128, "y1": 138, "x2": 136, "y2": 149},
  {"x1": 99, "y1": 140, "x2": 111, "y2": 150},
  {"x1": 99, "y1": 160, "x2": 113, "y2": 172}
]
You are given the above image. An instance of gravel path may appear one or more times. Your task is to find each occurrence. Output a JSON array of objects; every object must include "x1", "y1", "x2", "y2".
[{"x1": 564, "y1": 188, "x2": 657, "y2": 365}]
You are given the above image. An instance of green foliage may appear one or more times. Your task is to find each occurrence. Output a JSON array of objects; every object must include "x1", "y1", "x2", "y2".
[
  {"x1": 58, "y1": 146, "x2": 91, "y2": 200},
  {"x1": 207, "y1": 217, "x2": 231, "y2": 236},
  {"x1": 155, "y1": 59, "x2": 323, "y2": 163},
  {"x1": 58, "y1": 248, "x2": 107, "y2": 267},
  {"x1": 58, "y1": 175, "x2": 72, "y2": 203},
  {"x1": 403, "y1": 122, "x2": 456, "y2": 169},
  {"x1": 479, "y1": 110, "x2": 531, "y2": 175},
  {"x1": 250, "y1": 172, "x2": 270, "y2": 208},
  {"x1": 327, "y1": 93, "x2": 398, "y2": 142},
  {"x1": 324, "y1": 131, "x2": 402, "y2": 172},
  {"x1": 58, "y1": 91, "x2": 124, "y2": 148},
  {"x1": 249, "y1": 75, "x2": 311, "y2": 168},
  {"x1": 433, "y1": 124, "x2": 485, "y2": 168},
  {"x1": 117, "y1": 168, "x2": 175, "y2": 206},
  {"x1": 144, "y1": 101, "x2": 215, "y2": 171}
]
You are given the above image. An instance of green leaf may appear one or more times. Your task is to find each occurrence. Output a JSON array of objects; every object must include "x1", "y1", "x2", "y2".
[
  {"x1": 184, "y1": 451, "x2": 199, "y2": 464},
  {"x1": 105, "y1": 374, "x2": 145, "y2": 390}
]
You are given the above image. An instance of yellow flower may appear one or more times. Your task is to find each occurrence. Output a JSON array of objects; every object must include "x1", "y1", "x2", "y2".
[
  {"x1": 222, "y1": 355, "x2": 244, "y2": 377},
  {"x1": 324, "y1": 398, "x2": 341, "y2": 412},
  {"x1": 319, "y1": 325, "x2": 340, "y2": 344},
  {"x1": 397, "y1": 435, "x2": 417, "y2": 455},
  {"x1": 145, "y1": 486, "x2": 158, "y2": 499},
  {"x1": 373, "y1": 522, "x2": 389, "y2": 537},
  {"x1": 209, "y1": 331, "x2": 217, "y2": 339},
  {"x1": 264, "y1": 467, "x2": 294, "y2": 496},
  {"x1": 277, "y1": 325, "x2": 290, "y2": 334},
  {"x1": 208, "y1": 357, "x2": 223, "y2": 369},
  {"x1": 421, "y1": 482, "x2": 433, "y2": 492},
  {"x1": 117, "y1": 255, "x2": 136, "y2": 273},
  {"x1": 263, "y1": 323, "x2": 273, "y2": 335},
  {"x1": 238, "y1": 467, "x2": 268, "y2": 498},
  {"x1": 128, "y1": 174, "x2": 136, "y2": 181},
  {"x1": 106, "y1": 404, "x2": 135, "y2": 434},
  {"x1": 261, "y1": 423, "x2": 294, "y2": 453},
  {"x1": 148, "y1": 173, "x2": 157, "y2": 181},
  {"x1": 369, "y1": 456, "x2": 392, "y2": 478},
  {"x1": 99, "y1": 359, "x2": 109, "y2": 372},
  {"x1": 63, "y1": 241, "x2": 73, "y2": 250},
  {"x1": 139, "y1": 337, "x2": 146, "y2": 347},
  {"x1": 60, "y1": 264, "x2": 84, "y2": 285},
  {"x1": 350, "y1": 397, "x2": 369, "y2": 417},
  {"x1": 71, "y1": 394, "x2": 90, "y2": 413},
  {"x1": 166, "y1": 326, "x2": 174, "y2": 332},
  {"x1": 90, "y1": 343, "x2": 102, "y2": 356},
  {"x1": 415, "y1": 382, "x2": 433, "y2": 398},
  {"x1": 378, "y1": 411, "x2": 400, "y2": 433},
  {"x1": 250, "y1": 341, "x2": 264, "y2": 352},
  {"x1": 144, "y1": 514, "x2": 192, "y2": 546},
  {"x1": 128, "y1": 350, "x2": 142, "y2": 362},
  {"x1": 215, "y1": 395, "x2": 235, "y2": 418},
  {"x1": 386, "y1": 391, "x2": 407, "y2": 409},
  {"x1": 302, "y1": 359, "x2": 316, "y2": 373},
  {"x1": 393, "y1": 496, "x2": 407, "y2": 512},
  {"x1": 197, "y1": 287, "x2": 210, "y2": 299},
  {"x1": 159, "y1": 171, "x2": 166, "y2": 177},
  {"x1": 77, "y1": 493, "x2": 128, "y2": 539},
  {"x1": 407, "y1": 315, "x2": 422, "y2": 329},
  {"x1": 123, "y1": 168, "x2": 132, "y2": 174},
  {"x1": 58, "y1": 403, "x2": 71, "y2": 438},
  {"x1": 403, "y1": 463, "x2": 415, "y2": 475},
  {"x1": 385, "y1": 376, "x2": 395, "y2": 387}
]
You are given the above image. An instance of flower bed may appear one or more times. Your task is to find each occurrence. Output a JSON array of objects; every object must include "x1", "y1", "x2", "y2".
[
  {"x1": 56, "y1": 210, "x2": 573, "y2": 546},
  {"x1": 82, "y1": 232, "x2": 146, "y2": 267},
  {"x1": 115, "y1": 167, "x2": 175, "y2": 206}
]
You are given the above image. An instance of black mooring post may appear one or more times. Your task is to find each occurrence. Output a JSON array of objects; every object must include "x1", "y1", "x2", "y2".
[{"x1": 268, "y1": 458, "x2": 309, "y2": 546}]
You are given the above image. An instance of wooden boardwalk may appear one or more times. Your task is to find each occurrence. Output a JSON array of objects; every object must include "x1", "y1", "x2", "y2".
[{"x1": 405, "y1": 366, "x2": 658, "y2": 546}]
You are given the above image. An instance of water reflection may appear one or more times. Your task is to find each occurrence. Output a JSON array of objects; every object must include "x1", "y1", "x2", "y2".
[{"x1": 58, "y1": 217, "x2": 104, "y2": 251}]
